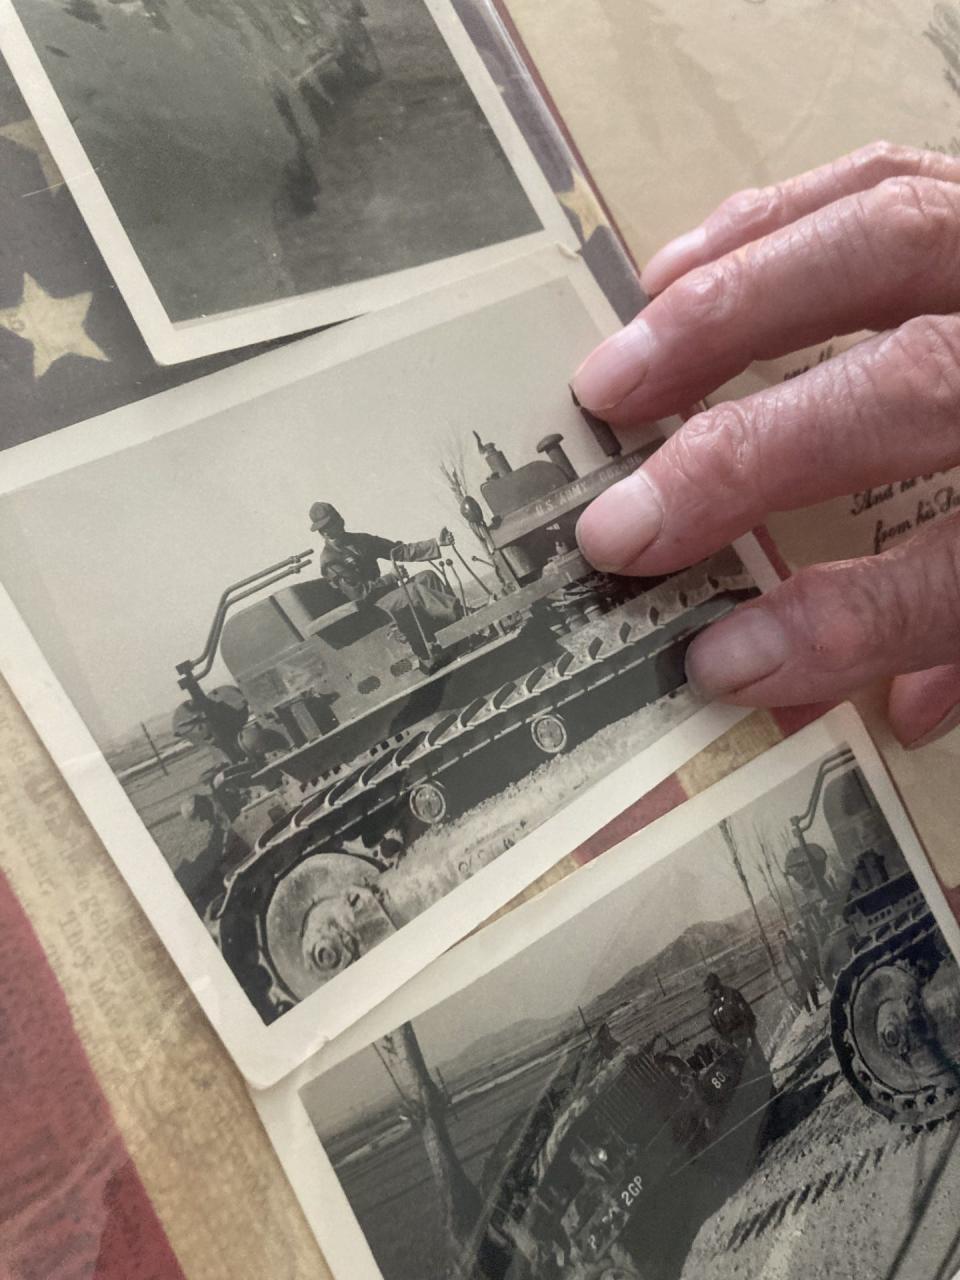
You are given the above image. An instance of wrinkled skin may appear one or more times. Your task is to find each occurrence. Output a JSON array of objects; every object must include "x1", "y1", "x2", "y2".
[{"x1": 573, "y1": 143, "x2": 960, "y2": 749}]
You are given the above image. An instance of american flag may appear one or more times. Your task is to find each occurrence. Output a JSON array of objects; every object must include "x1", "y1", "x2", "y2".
[
  {"x1": 0, "y1": 0, "x2": 638, "y2": 457},
  {"x1": 0, "y1": 52, "x2": 276, "y2": 451}
]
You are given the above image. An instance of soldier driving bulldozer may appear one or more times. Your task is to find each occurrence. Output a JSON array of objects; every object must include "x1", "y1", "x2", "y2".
[{"x1": 308, "y1": 500, "x2": 463, "y2": 663}]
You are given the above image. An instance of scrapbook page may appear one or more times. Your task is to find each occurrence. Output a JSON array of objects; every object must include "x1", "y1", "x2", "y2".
[{"x1": 1, "y1": 2, "x2": 960, "y2": 1279}]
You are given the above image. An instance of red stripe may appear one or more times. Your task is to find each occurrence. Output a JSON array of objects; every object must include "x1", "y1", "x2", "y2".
[
  {"x1": 0, "y1": 872, "x2": 186, "y2": 1280},
  {"x1": 770, "y1": 702, "x2": 838, "y2": 737},
  {"x1": 573, "y1": 774, "x2": 688, "y2": 865},
  {"x1": 752, "y1": 524, "x2": 792, "y2": 582},
  {"x1": 942, "y1": 882, "x2": 960, "y2": 924}
]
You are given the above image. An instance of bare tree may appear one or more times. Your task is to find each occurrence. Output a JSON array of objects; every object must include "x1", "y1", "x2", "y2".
[
  {"x1": 719, "y1": 817, "x2": 788, "y2": 997},
  {"x1": 436, "y1": 434, "x2": 512, "y2": 592},
  {"x1": 376, "y1": 1023, "x2": 481, "y2": 1272},
  {"x1": 753, "y1": 820, "x2": 791, "y2": 931}
]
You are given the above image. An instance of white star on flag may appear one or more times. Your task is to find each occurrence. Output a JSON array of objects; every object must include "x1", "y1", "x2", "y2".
[
  {"x1": 558, "y1": 170, "x2": 608, "y2": 246},
  {"x1": 0, "y1": 117, "x2": 63, "y2": 192},
  {"x1": 0, "y1": 274, "x2": 110, "y2": 379}
]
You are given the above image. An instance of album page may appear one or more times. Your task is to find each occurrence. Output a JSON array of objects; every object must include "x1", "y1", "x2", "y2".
[{"x1": 502, "y1": 0, "x2": 960, "y2": 893}]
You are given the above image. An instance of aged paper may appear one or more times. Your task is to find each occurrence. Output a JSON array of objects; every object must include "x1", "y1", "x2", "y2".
[
  {"x1": 506, "y1": 0, "x2": 958, "y2": 265},
  {"x1": 0, "y1": 675, "x2": 332, "y2": 1280},
  {"x1": 506, "y1": 0, "x2": 960, "y2": 891},
  {"x1": 0, "y1": 0, "x2": 571, "y2": 362},
  {"x1": 2, "y1": 4, "x2": 959, "y2": 1275}
]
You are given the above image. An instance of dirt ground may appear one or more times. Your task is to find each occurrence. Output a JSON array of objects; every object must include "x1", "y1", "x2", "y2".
[
  {"x1": 325, "y1": 950, "x2": 960, "y2": 1280},
  {"x1": 681, "y1": 1007, "x2": 960, "y2": 1280},
  {"x1": 352, "y1": 988, "x2": 960, "y2": 1278},
  {"x1": 274, "y1": 5, "x2": 539, "y2": 300},
  {"x1": 120, "y1": 741, "x2": 225, "y2": 870}
]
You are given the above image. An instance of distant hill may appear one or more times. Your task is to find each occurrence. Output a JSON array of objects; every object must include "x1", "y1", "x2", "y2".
[
  {"x1": 443, "y1": 898, "x2": 783, "y2": 1087},
  {"x1": 601, "y1": 899, "x2": 781, "y2": 1013},
  {"x1": 442, "y1": 1011, "x2": 575, "y2": 1087}
]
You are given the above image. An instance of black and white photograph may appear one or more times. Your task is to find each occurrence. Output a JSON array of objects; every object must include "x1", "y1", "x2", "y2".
[
  {"x1": 0, "y1": 258, "x2": 774, "y2": 1081},
  {"x1": 0, "y1": 0, "x2": 568, "y2": 361},
  {"x1": 259, "y1": 709, "x2": 960, "y2": 1280}
]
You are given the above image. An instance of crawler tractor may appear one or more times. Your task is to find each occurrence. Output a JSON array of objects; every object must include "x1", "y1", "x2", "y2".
[
  {"x1": 460, "y1": 1022, "x2": 772, "y2": 1280},
  {"x1": 784, "y1": 750, "x2": 960, "y2": 1125},
  {"x1": 173, "y1": 423, "x2": 756, "y2": 1021}
]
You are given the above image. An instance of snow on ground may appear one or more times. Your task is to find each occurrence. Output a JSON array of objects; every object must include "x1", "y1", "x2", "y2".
[{"x1": 380, "y1": 685, "x2": 699, "y2": 925}]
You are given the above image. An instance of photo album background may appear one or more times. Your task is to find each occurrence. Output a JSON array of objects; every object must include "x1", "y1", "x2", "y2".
[{"x1": 2, "y1": 3, "x2": 960, "y2": 1280}]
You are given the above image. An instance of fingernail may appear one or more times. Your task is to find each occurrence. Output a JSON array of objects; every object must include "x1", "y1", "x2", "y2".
[
  {"x1": 685, "y1": 609, "x2": 789, "y2": 697},
  {"x1": 641, "y1": 226, "x2": 708, "y2": 296},
  {"x1": 571, "y1": 317, "x2": 656, "y2": 412},
  {"x1": 904, "y1": 700, "x2": 960, "y2": 750},
  {"x1": 576, "y1": 471, "x2": 663, "y2": 572}
]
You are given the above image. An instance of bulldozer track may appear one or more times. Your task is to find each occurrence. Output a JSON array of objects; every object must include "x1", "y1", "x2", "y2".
[
  {"x1": 215, "y1": 572, "x2": 755, "y2": 1014},
  {"x1": 831, "y1": 900, "x2": 959, "y2": 1126},
  {"x1": 253, "y1": 603, "x2": 711, "y2": 867},
  {"x1": 721, "y1": 1125, "x2": 923, "y2": 1254}
]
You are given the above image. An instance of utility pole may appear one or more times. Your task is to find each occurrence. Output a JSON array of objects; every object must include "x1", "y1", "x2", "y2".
[
  {"x1": 435, "y1": 1066, "x2": 457, "y2": 1118},
  {"x1": 755, "y1": 823, "x2": 791, "y2": 930},
  {"x1": 140, "y1": 720, "x2": 169, "y2": 776},
  {"x1": 718, "y1": 818, "x2": 788, "y2": 996}
]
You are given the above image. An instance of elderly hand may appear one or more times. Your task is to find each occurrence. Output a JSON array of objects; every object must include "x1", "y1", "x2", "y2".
[{"x1": 573, "y1": 143, "x2": 960, "y2": 750}]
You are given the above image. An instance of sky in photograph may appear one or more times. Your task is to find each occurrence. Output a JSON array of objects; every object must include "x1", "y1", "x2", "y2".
[
  {"x1": 0, "y1": 277, "x2": 612, "y2": 743},
  {"x1": 304, "y1": 754, "x2": 842, "y2": 1138}
]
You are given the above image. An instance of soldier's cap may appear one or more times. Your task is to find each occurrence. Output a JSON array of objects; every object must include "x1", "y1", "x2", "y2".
[
  {"x1": 309, "y1": 501, "x2": 341, "y2": 532},
  {"x1": 703, "y1": 971, "x2": 721, "y2": 990}
]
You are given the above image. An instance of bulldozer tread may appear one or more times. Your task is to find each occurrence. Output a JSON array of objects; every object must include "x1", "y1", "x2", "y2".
[
  {"x1": 252, "y1": 619, "x2": 683, "y2": 870},
  {"x1": 830, "y1": 902, "x2": 959, "y2": 1127},
  {"x1": 217, "y1": 573, "x2": 755, "y2": 1012}
]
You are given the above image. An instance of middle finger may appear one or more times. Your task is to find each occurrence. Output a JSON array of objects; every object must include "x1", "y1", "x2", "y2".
[
  {"x1": 576, "y1": 315, "x2": 960, "y2": 576},
  {"x1": 572, "y1": 176, "x2": 960, "y2": 426}
]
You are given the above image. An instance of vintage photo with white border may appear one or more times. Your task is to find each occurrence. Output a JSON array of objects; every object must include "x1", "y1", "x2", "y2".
[
  {"x1": 0, "y1": 252, "x2": 776, "y2": 1084},
  {"x1": 0, "y1": 0, "x2": 570, "y2": 363},
  {"x1": 256, "y1": 706, "x2": 960, "y2": 1280}
]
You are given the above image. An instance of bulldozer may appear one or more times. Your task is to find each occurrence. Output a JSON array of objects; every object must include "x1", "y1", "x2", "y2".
[
  {"x1": 171, "y1": 419, "x2": 758, "y2": 1022},
  {"x1": 457, "y1": 1020, "x2": 772, "y2": 1280},
  {"x1": 783, "y1": 748, "x2": 960, "y2": 1126}
]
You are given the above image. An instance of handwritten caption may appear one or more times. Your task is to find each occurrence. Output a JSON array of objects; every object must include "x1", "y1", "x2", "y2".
[{"x1": 850, "y1": 476, "x2": 960, "y2": 554}]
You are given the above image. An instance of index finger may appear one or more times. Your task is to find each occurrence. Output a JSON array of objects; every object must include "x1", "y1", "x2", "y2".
[
  {"x1": 641, "y1": 142, "x2": 960, "y2": 296},
  {"x1": 571, "y1": 175, "x2": 960, "y2": 425}
]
